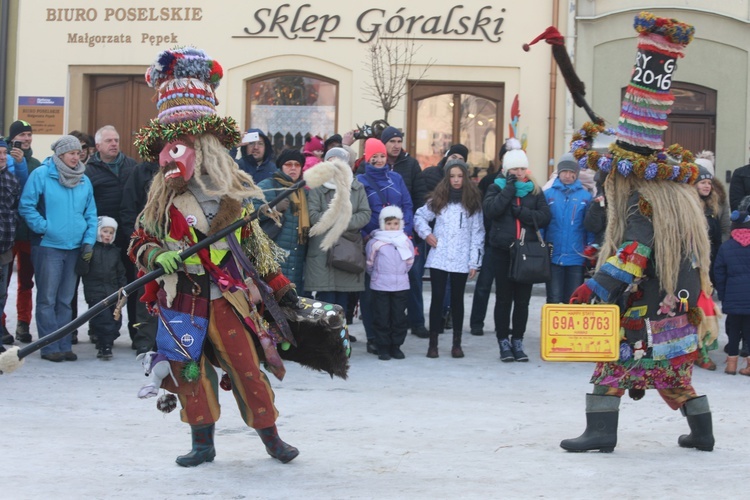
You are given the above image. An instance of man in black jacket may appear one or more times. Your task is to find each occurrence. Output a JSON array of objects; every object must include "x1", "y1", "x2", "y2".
[
  {"x1": 729, "y1": 160, "x2": 750, "y2": 210},
  {"x1": 235, "y1": 128, "x2": 277, "y2": 183},
  {"x1": 85, "y1": 125, "x2": 138, "y2": 343},
  {"x1": 120, "y1": 161, "x2": 160, "y2": 354}
]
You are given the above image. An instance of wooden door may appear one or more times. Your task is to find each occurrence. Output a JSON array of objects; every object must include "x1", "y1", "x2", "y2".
[{"x1": 89, "y1": 75, "x2": 155, "y2": 160}]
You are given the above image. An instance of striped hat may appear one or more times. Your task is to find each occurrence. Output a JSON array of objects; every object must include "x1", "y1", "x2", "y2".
[{"x1": 135, "y1": 46, "x2": 240, "y2": 161}]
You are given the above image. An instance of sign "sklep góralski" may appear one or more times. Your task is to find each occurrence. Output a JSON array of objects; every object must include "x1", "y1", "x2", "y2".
[{"x1": 238, "y1": 5, "x2": 507, "y2": 43}]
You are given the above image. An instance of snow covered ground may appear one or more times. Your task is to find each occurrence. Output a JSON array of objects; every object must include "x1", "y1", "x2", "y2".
[{"x1": 3, "y1": 277, "x2": 748, "y2": 499}]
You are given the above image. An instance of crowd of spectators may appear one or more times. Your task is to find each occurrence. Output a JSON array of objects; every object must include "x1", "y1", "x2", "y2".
[{"x1": 1, "y1": 119, "x2": 746, "y2": 373}]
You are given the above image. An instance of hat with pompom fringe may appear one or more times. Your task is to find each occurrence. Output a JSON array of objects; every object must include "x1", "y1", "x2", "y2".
[{"x1": 135, "y1": 46, "x2": 240, "y2": 161}]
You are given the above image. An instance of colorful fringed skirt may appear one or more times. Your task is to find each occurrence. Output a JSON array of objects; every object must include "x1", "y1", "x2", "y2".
[{"x1": 590, "y1": 313, "x2": 698, "y2": 389}]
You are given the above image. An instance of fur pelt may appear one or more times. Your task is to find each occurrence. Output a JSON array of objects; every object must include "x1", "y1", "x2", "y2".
[
  {"x1": 275, "y1": 302, "x2": 350, "y2": 379},
  {"x1": 307, "y1": 158, "x2": 354, "y2": 250}
]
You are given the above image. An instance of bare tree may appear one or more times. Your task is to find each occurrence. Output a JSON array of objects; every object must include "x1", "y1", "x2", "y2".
[{"x1": 363, "y1": 34, "x2": 434, "y2": 123}]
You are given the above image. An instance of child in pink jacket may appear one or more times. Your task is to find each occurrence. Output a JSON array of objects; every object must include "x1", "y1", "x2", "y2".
[{"x1": 365, "y1": 206, "x2": 414, "y2": 360}]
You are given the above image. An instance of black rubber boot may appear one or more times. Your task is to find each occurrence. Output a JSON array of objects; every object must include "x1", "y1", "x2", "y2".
[
  {"x1": 426, "y1": 333, "x2": 439, "y2": 358},
  {"x1": 678, "y1": 396, "x2": 714, "y2": 451},
  {"x1": 176, "y1": 424, "x2": 216, "y2": 467},
  {"x1": 560, "y1": 394, "x2": 620, "y2": 453},
  {"x1": 257, "y1": 425, "x2": 299, "y2": 463}
]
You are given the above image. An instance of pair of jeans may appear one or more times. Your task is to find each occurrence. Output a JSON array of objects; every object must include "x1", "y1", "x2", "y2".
[
  {"x1": 31, "y1": 246, "x2": 79, "y2": 355},
  {"x1": 470, "y1": 244, "x2": 498, "y2": 331},
  {"x1": 0, "y1": 262, "x2": 10, "y2": 327},
  {"x1": 428, "y1": 269, "x2": 468, "y2": 334},
  {"x1": 492, "y1": 247, "x2": 533, "y2": 340},
  {"x1": 546, "y1": 264, "x2": 585, "y2": 304},
  {"x1": 406, "y1": 240, "x2": 426, "y2": 329},
  {"x1": 316, "y1": 291, "x2": 349, "y2": 313}
]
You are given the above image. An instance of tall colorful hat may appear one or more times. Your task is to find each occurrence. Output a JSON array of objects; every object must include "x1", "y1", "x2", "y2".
[
  {"x1": 135, "y1": 46, "x2": 241, "y2": 161},
  {"x1": 526, "y1": 12, "x2": 699, "y2": 183}
]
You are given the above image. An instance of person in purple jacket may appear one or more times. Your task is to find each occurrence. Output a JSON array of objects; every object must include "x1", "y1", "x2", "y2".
[{"x1": 365, "y1": 206, "x2": 414, "y2": 360}]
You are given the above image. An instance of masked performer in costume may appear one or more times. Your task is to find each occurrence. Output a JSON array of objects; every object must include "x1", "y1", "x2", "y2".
[
  {"x1": 525, "y1": 13, "x2": 716, "y2": 452},
  {"x1": 130, "y1": 47, "x2": 350, "y2": 467}
]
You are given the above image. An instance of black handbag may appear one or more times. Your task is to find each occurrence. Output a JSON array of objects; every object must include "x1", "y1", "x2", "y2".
[{"x1": 508, "y1": 211, "x2": 551, "y2": 284}]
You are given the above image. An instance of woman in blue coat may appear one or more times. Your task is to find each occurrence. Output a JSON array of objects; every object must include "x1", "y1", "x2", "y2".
[
  {"x1": 255, "y1": 149, "x2": 309, "y2": 294},
  {"x1": 19, "y1": 135, "x2": 98, "y2": 361}
]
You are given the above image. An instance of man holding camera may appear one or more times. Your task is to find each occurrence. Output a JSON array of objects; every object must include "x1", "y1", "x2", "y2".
[{"x1": 3, "y1": 120, "x2": 38, "y2": 346}]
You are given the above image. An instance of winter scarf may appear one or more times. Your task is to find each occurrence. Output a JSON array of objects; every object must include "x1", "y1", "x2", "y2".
[
  {"x1": 371, "y1": 229, "x2": 413, "y2": 261},
  {"x1": 273, "y1": 171, "x2": 310, "y2": 244},
  {"x1": 731, "y1": 228, "x2": 750, "y2": 247},
  {"x1": 493, "y1": 177, "x2": 534, "y2": 198},
  {"x1": 92, "y1": 151, "x2": 126, "y2": 176},
  {"x1": 449, "y1": 187, "x2": 463, "y2": 203},
  {"x1": 52, "y1": 155, "x2": 86, "y2": 188}
]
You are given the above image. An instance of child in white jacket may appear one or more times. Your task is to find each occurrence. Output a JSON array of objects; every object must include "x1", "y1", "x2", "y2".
[{"x1": 415, "y1": 159, "x2": 484, "y2": 358}]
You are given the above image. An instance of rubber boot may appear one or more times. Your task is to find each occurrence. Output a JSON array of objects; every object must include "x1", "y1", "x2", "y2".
[
  {"x1": 726, "y1": 355, "x2": 738, "y2": 375},
  {"x1": 451, "y1": 331, "x2": 464, "y2": 358},
  {"x1": 739, "y1": 358, "x2": 750, "y2": 376},
  {"x1": 426, "y1": 332, "x2": 439, "y2": 358},
  {"x1": 176, "y1": 424, "x2": 216, "y2": 467},
  {"x1": 678, "y1": 396, "x2": 715, "y2": 451},
  {"x1": 257, "y1": 425, "x2": 299, "y2": 463},
  {"x1": 560, "y1": 394, "x2": 619, "y2": 453}
]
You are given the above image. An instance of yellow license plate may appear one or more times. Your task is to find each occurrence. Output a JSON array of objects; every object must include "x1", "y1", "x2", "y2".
[{"x1": 541, "y1": 304, "x2": 620, "y2": 362}]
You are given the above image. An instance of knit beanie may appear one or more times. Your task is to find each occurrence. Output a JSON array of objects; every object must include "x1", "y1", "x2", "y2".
[
  {"x1": 324, "y1": 147, "x2": 349, "y2": 163},
  {"x1": 731, "y1": 196, "x2": 750, "y2": 230},
  {"x1": 324, "y1": 134, "x2": 343, "y2": 151},
  {"x1": 379, "y1": 126, "x2": 403, "y2": 144},
  {"x1": 444, "y1": 158, "x2": 469, "y2": 173},
  {"x1": 303, "y1": 135, "x2": 324, "y2": 154},
  {"x1": 0, "y1": 138, "x2": 7, "y2": 150},
  {"x1": 8, "y1": 120, "x2": 32, "y2": 141},
  {"x1": 444, "y1": 144, "x2": 469, "y2": 162},
  {"x1": 275, "y1": 149, "x2": 305, "y2": 169},
  {"x1": 556, "y1": 152, "x2": 580, "y2": 174},
  {"x1": 502, "y1": 149, "x2": 529, "y2": 170},
  {"x1": 379, "y1": 205, "x2": 404, "y2": 230},
  {"x1": 695, "y1": 157, "x2": 714, "y2": 177},
  {"x1": 697, "y1": 165, "x2": 713, "y2": 182},
  {"x1": 364, "y1": 138, "x2": 387, "y2": 162},
  {"x1": 51, "y1": 135, "x2": 82, "y2": 156},
  {"x1": 98, "y1": 215, "x2": 118, "y2": 232}
]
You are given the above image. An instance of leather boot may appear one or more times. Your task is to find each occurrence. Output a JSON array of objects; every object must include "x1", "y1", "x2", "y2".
[
  {"x1": 726, "y1": 355, "x2": 738, "y2": 375},
  {"x1": 257, "y1": 425, "x2": 299, "y2": 463},
  {"x1": 560, "y1": 394, "x2": 619, "y2": 453},
  {"x1": 176, "y1": 424, "x2": 216, "y2": 467},
  {"x1": 426, "y1": 333, "x2": 439, "y2": 358},
  {"x1": 739, "y1": 358, "x2": 750, "y2": 376},
  {"x1": 678, "y1": 396, "x2": 714, "y2": 451},
  {"x1": 451, "y1": 331, "x2": 464, "y2": 358}
]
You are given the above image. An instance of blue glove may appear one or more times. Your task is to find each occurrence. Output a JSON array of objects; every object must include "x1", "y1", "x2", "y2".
[
  {"x1": 155, "y1": 251, "x2": 182, "y2": 274},
  {"x1": 81, "y1": 244, "x2": 94, "y2": 262}
]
